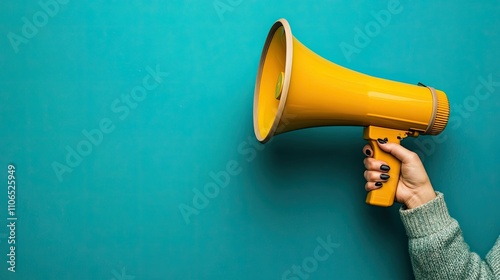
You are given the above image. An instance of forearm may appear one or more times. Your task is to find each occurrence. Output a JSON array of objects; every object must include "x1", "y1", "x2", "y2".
[{"x1": 399, "y1": 192, "x2": 500, "y2": 279}]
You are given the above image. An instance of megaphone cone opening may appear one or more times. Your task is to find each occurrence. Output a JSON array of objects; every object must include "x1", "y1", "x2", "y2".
[
  {"x1": 253, "y1": 19, "x2": 293, "y2": 143},
  {"x1": 253, "y1": 18, "x2": 450, "y2": 144}
]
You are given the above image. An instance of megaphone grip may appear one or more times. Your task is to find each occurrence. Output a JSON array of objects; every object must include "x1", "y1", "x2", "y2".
[{"x1": 363, "y1": 126, "x2": 407, "y2": 207}]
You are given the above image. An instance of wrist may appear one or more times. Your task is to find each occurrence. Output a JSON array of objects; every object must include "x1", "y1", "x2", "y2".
[{"x1": 405, "y1": 185, "x2": 436, "y2": 209}]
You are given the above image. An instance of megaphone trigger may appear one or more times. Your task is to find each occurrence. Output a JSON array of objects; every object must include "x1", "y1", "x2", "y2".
[{"x1": 363, "y1": 126, "x2": 409, "y2": 207}]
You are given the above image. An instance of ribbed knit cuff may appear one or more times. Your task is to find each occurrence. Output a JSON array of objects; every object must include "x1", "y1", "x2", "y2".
[
  {"x1": 486, "y1": 236, "x2": 500, "y2": 278},
  {"x1": 399, "y1": 192, "x2": 454, "y2": 239}
]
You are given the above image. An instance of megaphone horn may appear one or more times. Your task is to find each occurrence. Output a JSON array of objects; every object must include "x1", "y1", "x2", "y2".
[{"x1": 253, "y1": 19, "x2": 450, "y2": 207}]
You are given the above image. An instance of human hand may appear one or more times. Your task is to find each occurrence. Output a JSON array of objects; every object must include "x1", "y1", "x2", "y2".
[{"x1": 362, "y1": 140, "x2": 436, "y2": 209}]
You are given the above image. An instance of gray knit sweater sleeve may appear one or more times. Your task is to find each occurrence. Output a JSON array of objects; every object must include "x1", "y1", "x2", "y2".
[{"x1": 399, "y1": 192, "x2": 500, "y2": 279}]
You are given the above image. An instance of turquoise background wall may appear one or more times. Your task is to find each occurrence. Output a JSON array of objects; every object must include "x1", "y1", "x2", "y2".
[{"x1": 1, "y1": 1, "x2": 499, "y2": 279}]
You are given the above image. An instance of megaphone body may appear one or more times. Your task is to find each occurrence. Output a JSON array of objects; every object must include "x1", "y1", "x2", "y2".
[{"x1": 253, "y1": 19, "x2": 450, "y2": 207}]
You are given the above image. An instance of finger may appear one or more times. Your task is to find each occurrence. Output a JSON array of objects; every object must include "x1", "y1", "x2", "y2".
[
  {"x1": 364, "y1": 170, "x2": 391, "y2": 182},
  {"x1": 362, "y1": 144, "x2": 373, "y2": 157},
  {"x1": 365, "y1": 181, "x2": 384, "y2": 192},
  {"x1": 376, "y1": 141, "x2": 421, "y2": 164},
  {"x1": 363, "y1": 157, "x2": 391, "y2": 172}
]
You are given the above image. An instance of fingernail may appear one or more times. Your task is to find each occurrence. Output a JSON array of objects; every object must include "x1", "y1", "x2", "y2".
[
  {"x1": 380, "y1": 174, "x2": 390, "y2": 180},
  {"x1": 380, "y1": 164, "x2": 390, "y2": 171},
  {"x1": 377, "y1": 138, "x2": 387, "y2": 144},
  {"x1": 365, "y1": 149, "x2": 371, "y2": 156},
  {"x1": 375, "y1": 182, "x2": 383, "y2": 187}
]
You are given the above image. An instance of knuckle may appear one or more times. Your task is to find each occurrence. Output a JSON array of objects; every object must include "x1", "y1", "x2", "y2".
[
  {"x1": 365, "y1": 182, "x2": 376, "y2": 192},
  {"x1": 408, "y1": 151, "x2": 420, "y2": 161},
  {"x1": 368, "y1": 171, "x2": 379, "y2": 181},
  {"x1": 368, "y1": 160, "x2": 379, "y2": 171},
  {"x1": 364, "y1": 158, "x2": 375, "y2": 169}
]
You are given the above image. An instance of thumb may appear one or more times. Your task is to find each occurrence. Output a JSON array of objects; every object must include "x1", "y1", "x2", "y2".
[{"x1": 376, "y1": 141, "x2": 416, "y2": 163}]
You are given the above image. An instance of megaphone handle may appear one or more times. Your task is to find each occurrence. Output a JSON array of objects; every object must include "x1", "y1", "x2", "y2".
[{"x1": 363, "y1": 126, "x2": 408, "y2": 207}]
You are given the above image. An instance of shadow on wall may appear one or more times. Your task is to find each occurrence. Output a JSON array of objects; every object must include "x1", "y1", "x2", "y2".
[{"x1": 247, "y1": 125, "x2": 407, "y2": 227}]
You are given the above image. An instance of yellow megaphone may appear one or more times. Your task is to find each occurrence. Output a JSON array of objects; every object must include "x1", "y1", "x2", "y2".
[{"x1": 253, "y1": 19, "x2": 450, "y2": 207}]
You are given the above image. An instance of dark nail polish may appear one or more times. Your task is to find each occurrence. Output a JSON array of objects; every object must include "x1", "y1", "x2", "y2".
[
  {"x1": 380, "y1": 164, "x2": 390, "y2": 171},
  {"x1": 365, "y1": 149, "x2": 371, "y2": 156},
  {"x1": 377, "y1": 138, "x2": 387, "y2": 144},
  {"x1": 375, "y1": 182, "x2": 383, "y2": 187},
  {"x1": 380, "y1": 174, "x2": 390, "y2": 180}
]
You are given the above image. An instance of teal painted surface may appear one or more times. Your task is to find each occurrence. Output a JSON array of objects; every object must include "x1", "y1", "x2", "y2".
[{"x1": 0, "y1": 1, "x2": 499, "y2": 279}]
